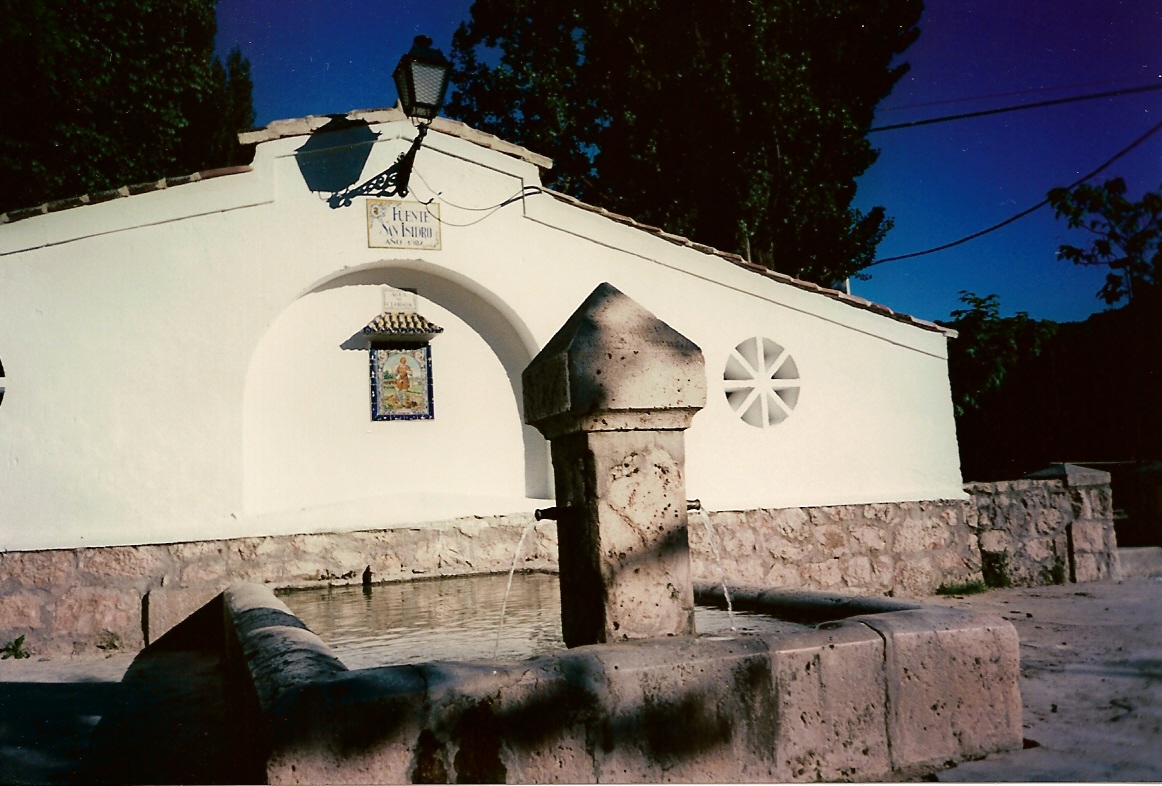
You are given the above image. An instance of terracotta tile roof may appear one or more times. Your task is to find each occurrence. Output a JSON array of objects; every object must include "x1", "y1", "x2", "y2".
[
  {"x1": 0, "y1": 166, "x2": 252, "y2": 226},
  {"x1": 0, "y1": 109, "x2": 951, "y2": 338},
  {"x1": 542, "y1": 188, "x2": 956, "y2": 337},
  {"x1": 362, "y1": 312, "x2": 445, "y2": 337},
  {"x1": 239, "y1": 107, "x2": 554, "y2": 171}
]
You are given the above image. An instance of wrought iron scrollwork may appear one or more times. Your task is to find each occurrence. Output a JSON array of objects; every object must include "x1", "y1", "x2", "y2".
[{"x1": 328, "y1": 125, "x2": 429, "y2": 208}]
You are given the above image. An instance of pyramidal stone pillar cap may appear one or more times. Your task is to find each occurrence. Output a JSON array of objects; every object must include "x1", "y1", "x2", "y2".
[
  {"x1": 1027, "y1": 463, "x2": 1112, "y2": 488},
  {"x1": 523, "y1": 283, "x2": 706, "y2": 439}
]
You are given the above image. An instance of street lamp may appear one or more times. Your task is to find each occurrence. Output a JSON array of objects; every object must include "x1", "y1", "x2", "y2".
[
  {"x1": 393, "y1": 35, "x2": 452, "y2": 123},
  {"x1": 328, "y1": 35, "x2": 453, "y2": 207}
]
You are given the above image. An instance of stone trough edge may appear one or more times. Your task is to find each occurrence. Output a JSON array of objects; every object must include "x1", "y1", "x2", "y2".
[{"x1": 222, "y1": 582, "x2": 1023, "y2": 784}]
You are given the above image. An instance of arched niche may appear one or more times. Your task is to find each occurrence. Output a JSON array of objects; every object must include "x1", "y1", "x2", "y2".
[{"x1": 242, "y1": 261, "x2": 550, "y2": 521}]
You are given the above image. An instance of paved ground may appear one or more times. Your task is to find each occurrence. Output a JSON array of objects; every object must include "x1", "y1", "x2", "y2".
[
  {"x1": 1, "y1": 577, "x2": 1159, "y2": 784},
  {"x1": 925, "y1": 576, "x2": 1162, "y2": 782},
  {"x1": 0, "y1": 647, "x2": 261, "y2": 784}
]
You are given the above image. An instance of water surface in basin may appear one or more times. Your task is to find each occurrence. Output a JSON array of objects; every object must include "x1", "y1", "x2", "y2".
[{"x1": 280, "y1": 572, "x2": 813, "y2": 670}]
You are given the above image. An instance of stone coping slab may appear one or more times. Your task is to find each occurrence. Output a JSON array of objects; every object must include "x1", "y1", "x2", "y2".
[{"x1": 223, "y1": 582, "x2": 1022, "y2": 783}]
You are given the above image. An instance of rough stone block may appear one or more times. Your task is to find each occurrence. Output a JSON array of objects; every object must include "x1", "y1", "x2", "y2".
[
  {"x1": 763, "y1": 562, "x2": 803, "y2": 587},
  {"x1": 764, "y1": 534, "x2": 813, "y2": 564},
  {"x1": 78, "y1": 544, "x2": 166, "y2": 581},
  {"x1": 446, "y1": 656, "x2": 599, "y2": 785},
  {"x1": 853, "y1": 608, "x2": 1022, "y2": 769},
  {"x1": 551, "y1": 429, "x2": 695, "y2": 646},
  {"x1": 892, "y1": 516, "x2": 947, "y2": 554},
  {"x1": 179, "y1": 558, "x2": 230, "y2": 586},
  {"x1": 0, "y1": 549, "x2": 76, "y2": 588},
  {"x1": 978, "y1": 529, "x2": 1012, "y2": 553},
  {"x1": 1022, "y1": 536, "x2": 1058, "y2": 564},
  {"x1": 840, "y1": 556, "x2": 873, "y2": 589},
  {"x1": 771, "y1": 507, "x2": 811, "y2": 540},
  {"x1": 266, "y1": 667, "x2": 429, "y2": 785},
  {"x1": 168, "y1": 540, "x2": 227, "y2": 561},
  {"x1": 1027, "y1": 512, "x2": 1060, "y2": 538},
  {"x1": 813, "y1": 524, "x2": 847, "y2": 555},
  {"x1": 54, "y1": 586, "x2": 141, "y2": 644},
  {"x1": 587, "y1": 636, "x2": 779, "y2": 783},
  {"x1": 144, "y1": 585, "x2": 223, "y2": 644},
  {"x1": 864, "y1": 503, "x2": 905, "y2": 527},
  {"x1": 1072, "y1": 551, "x2": 1116, "y2": 583},
  {"x1": 869, "y1": 555, "x2": 895, "y2": 587},
  {"x1": 893, "y1": 557, "x2": 939, "y2": 596},
  {"x1": 769, "y1": 622, "x2": 890, "y2": 781},
  {"x1": 801, "y1": 559, "x2": 843, "y2": 589},
  {"x1": 963, "y1": 504, "x2": 982, "y2": 531},
  {"x1": 0, "y1": 592, "x2": 43, "y2": 631},
  {"x1": 850, "y1": 525, "x2": 887, "y2": 552},
  {"x1": 935, "y1": 548, "x2": 982, "y2": 580},
  {"x1": 1070, "y1": 519, "x2": 1108, "y2": 553}
]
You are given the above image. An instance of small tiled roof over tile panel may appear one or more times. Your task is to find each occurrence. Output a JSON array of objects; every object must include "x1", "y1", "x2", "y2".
[{"x1": 362, "y1": 312, "x2": 445, "y2": 338}]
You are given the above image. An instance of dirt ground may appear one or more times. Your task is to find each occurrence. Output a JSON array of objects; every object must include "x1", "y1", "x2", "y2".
[
  {"x1": 1, "y1": 577, "x2": 1159, "y2": 784},
  {"x1": 925, "y1": 577, "x2": 1162, "y2": 782}
]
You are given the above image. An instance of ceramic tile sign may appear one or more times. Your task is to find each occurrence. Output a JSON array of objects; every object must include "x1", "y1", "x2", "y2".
[
  {"x1": 382, "y1": 286, "x2": 417, "y2": 313},
  {"x1": 367, "y1": 200, "x2": 441, "y2": 250},
  {"x1": 370, "y1": 345, "x2": 434, "y2": 420}
]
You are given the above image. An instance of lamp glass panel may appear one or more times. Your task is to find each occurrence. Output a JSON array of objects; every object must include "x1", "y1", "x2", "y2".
[{"x1": 411, "y1": 61, "x2": 449, "y2": 108}]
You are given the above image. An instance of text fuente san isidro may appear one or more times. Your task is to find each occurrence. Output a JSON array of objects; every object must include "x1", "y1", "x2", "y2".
[{"x1": 367, "y1": 200, "x2": 442, "y2": 250}]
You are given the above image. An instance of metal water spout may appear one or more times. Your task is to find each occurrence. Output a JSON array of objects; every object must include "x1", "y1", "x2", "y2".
[{"x1": 522, "y1": 283, "x2": 707, "y2": 647}]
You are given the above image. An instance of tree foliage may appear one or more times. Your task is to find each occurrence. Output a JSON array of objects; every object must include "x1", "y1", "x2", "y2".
[
  {"x1": 945, "y1": 289, "x2": 1160, "y2": 482},
  {"x1": 447, "y1": 0, "x2": 922, "y2": 285},
  {"x1": 0, "y1": 0, "x2": 255, "y2": 215},
  {"x1": 942, "y1": 291, "x2": 1058, "y2": 419},
  {"x1": 1048, "y1": 177, "x2": 1161, "y2": 306}
]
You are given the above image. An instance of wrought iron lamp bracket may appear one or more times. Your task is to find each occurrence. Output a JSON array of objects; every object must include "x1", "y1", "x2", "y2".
[{"x1": 328, "y1": 124, "x2": 429, "y2": 208}]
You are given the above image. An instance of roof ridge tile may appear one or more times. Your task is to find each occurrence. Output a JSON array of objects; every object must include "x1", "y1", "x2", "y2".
[
  {"x1": 540, "y1": 187, "x2": 953, "y2": 337},
  {"x1": 0, "y1": 167, "x2": 253, "y2": 225}
]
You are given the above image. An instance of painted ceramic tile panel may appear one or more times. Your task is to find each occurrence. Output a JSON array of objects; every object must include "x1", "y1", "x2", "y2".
[{"x1": 371, "y1": 345, "x2": 433, "y2": 420}]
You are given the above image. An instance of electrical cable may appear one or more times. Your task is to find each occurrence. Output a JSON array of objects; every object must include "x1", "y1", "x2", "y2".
[
  {"x1": 869, "y1": 83, "x2": 1162, "y2": 133},
  {"x1": 878, "y1": 77, "x2": 1161, "y2": 114},
  {"x1": 868, "y1": 117, "x2": 1162, "y2": 266},
  {"x1": 413, "y1": 169, "x2": 543, "y2": 211}
]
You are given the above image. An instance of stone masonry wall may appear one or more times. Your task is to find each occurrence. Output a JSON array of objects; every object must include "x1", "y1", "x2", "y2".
[
  {"x1": 1, "y1": 475, "x2": 1120, "y2": 656},
  {"x1": 967, "y1": 470, "x2": 1119, "y2": 588},
  {"x1": 691, "y1": 500, "x2": 983, "y2": 599},
  {"x1": 0, "y1": 515, "x2": 558, "y2": 658}
]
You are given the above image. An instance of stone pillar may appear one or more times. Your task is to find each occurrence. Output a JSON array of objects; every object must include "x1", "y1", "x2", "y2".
[
  {"x1": 1028, "y1": 463, "x2": 1121, "y2": 582},
  {"x1": 523, "y1": 283, "x2": 706, "y2": 647}
]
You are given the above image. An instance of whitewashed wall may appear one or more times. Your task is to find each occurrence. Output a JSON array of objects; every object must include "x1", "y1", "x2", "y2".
[{"x1": 0, "y1": 118, "x2": 962, "y2": 551}]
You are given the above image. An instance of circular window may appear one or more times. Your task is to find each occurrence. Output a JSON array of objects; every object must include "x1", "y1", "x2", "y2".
[{"x1": 723, "y1": 337, "x2": 800, "y2": 428}]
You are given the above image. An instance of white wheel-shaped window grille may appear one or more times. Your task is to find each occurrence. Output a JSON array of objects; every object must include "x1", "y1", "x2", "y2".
[{"x1": 724, "y1": 337, "x2": 800, "y2": 428}]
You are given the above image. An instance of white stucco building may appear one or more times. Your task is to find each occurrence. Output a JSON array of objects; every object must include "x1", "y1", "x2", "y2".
[{"x1": 0, "y1": 108, "x2": 963, "y2": 553}]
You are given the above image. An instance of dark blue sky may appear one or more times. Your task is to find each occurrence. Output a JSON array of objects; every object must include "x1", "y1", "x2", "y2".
[{"x1": 216, "y1": 1, "x2": 1162, "y2": 324}]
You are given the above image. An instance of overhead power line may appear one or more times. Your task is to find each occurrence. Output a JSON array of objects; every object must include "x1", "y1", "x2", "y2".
[
  {"x1": 869, "y1": 83, "x2": 1162, "y2": 133},
  {"x1": 878, "y1": 77, "x2": 1161, "y2": 114},
  {"x1": 868, "y1": 118, "x2": 1162, "y2": 267}
]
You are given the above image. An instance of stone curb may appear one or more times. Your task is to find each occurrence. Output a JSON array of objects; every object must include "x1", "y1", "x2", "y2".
[{"x1": 223, "y1": 582, "x2": 1023, "y2": 784}]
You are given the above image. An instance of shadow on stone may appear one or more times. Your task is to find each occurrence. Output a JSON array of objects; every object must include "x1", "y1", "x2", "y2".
[{"x1": 82, "y1": 595, "x2": 266, "y2": 784}]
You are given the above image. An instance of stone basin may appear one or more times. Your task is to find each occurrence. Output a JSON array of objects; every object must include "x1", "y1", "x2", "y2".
[
  {"x1": 223, "y1": 580, "x2": 1022, "y2": 783},
  {"x1": 219, "y1": 285, "x2": 1022, "y2": 782}
]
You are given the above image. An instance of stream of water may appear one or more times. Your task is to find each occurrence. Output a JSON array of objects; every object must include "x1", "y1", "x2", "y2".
[{"x1": 279, "y1": 572, "x2": 812, "y2": 670}]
